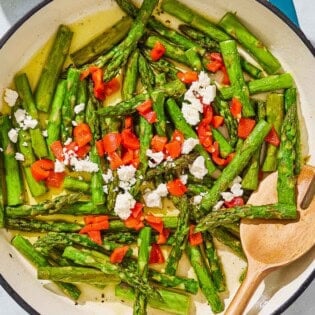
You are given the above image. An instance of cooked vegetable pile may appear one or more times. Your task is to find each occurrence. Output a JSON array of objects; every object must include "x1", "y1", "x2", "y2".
[{"x1": 0, "y1": 0, "x2": 302, "y2": 314}]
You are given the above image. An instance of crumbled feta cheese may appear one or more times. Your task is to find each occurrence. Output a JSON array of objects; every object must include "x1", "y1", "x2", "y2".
[
  {"x1": 102, "y1": 169, "x2": 113, "y2": 183},
  {"x1": 70, "y1": 156, "x2": 99, "y2": 173},
  {"x1": 0, "y1": 147, "x2": 3, "y2": 152},
  {"x1": 23, "y1": 116, "x2": 38, "y2": 130},
  {"x1": 181, "y1": 138, "x2": 199, "y2": 154},
  {"x1": 146, "y1": 149, "x2": 164, "y2": 168},
  {"x1": 74, "y1": 103, "x2": 85, "y2": 114},
  {"x1": 231, "y1": 176, "x2": 242, "y2": 185},
  {"x1": 189, "y1": 156, "x2": 207, "y2": 179},
  {"x1": 181, "y1": 102, "x2": 201, "y2": 126},
  {"x1": 64, "y1": 138, "x2": 73, "y2": 146},
  {"x1": 192, "y1": 195, "x2": 203, "y2": 205},
  {"x1": 117, "y1": 165, "x2": 137, "y2": 182},
  {"x1": 103, "y1": 185, "x2": 108, "y2": 194},
  {"x1": 22, "y1": 142, "x2": 28, "y2": 147},
  {"x1": 143, "y1": 190, "x2": 162, "y2": 208},
  {"x1": 72, "y1": 120, "x2": 78, "y2": 127},
  {"x1": 114, "y1": 192, "x2": 136, "y2": 219},
  {"x1": 220, "y1": 192, "x2": 234, "y2": 202},
  {"x1": 54, "y1": 159, "x2": 65, "y2": 173},
  {"x1": 201, "y1": 85, "x2": 216, "y2": 105},
  {"x1": 42, "y1": 129, "x2": 48, "y2": 137},
  {"x1": 180, "y1": 174, "x2": 188, "y2": 185},
  {"x1": 14, "y1": 109, "x2": 26, "y2": 124},
  {"x1": 4, "y1": 88, "x2": 19, "y2": 107},
  {"x1": 213, "y1": 200, "x2": 224, "y2": 211},
  {"x1": 230, "y1": 182, "x2": 243, "y2": 197},
  {"x1": 15, "y1": 152, "x2": 24, "y2": 161},
  {"x1": 155, "y1": 183, "x2": 168, "y2": 197},
  {"x1": 8, "y1": 128, "x2": 19, "y2": 143}
]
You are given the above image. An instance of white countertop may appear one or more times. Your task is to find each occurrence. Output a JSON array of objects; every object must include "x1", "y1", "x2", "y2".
[{"x1": 0, "y1": 0, "x2": 314, "y2": 314}]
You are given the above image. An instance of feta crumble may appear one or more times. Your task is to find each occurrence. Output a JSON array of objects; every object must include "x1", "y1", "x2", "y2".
[
  {"x1": 181, "y1": 138, "x2": 199, "y2": 154},
  {"x1": 22, "y1": 142, "x2": 28, "y2": 147},
  {"x1": 117, "y1": 165, "x2": 137, "y2": 182},
  {"x1": 74, "y1": 103, "x2": 85, "y2": 114},
  {"x1": 42, "y1": 130, "x2": 48, "y2": 137},
  {"x1": 180, "y1": 174, "x2": 188, "y2": 185},
  {"x1": 192, "y1": 195, "x2": 203, "y2": 205},
  {"x1": 189, "y1": 156, "x2": 207, "y2": 179},
  {"x1": 4, "y1": 88, "x2": 19, "y2": 107},
  {"x1": 8, "y1": 128, "x2": 19, "y2": 143},
  {"x1": 54, "y1": 159, "x2": 65, "y2": 173},
  {"x1": 70, "y1": 156, "x2": 99, "y2": 173},
  {"x1": 146, "y1": 149, "x2": 164, "y2": 168},
  {"x1": 114, "y1": 192, "x2": 136, "y2": 220},
  {"x1": 102, "y1": 169, "x2": 113, "y2": 184},
  {"x1": 143, "y1": 183, "x2": 168, "y2": 208},
  {"x1": 15, "y1": 152, "x2": 24, "y2": 161}
]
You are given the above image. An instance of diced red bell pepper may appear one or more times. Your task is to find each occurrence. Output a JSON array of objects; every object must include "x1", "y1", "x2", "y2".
[
  {"x1": 166, "y1": 178, "x2": 187, "y2": 196},
  {"x1": 121, "y1": 129, "x2": 140, "y2": 150},
  {"x1": 50, "y1": 140, "x2": 64, "y2": 161},
  {"x1": 230, "y1": 97, "x2": 242, "y2": 119},
  {"x1": 104, "y1": 77, "x2": 120, "y2": 96},
  {"x1": 84, "y1": 215, "x2": 109, "y2": 225},
  {"x1": 79, "y1": 220, "x2": 109, "y2": 233},
  {"x1": 224, "y1": 197, "x2": 244, "y2": 208},
  {"x1": 110, "y1": 245, "x2": 129, "y2": 264},
  {"x1": 108, "y1": 151, "x2": 123, "y2": 170},
  {"x1": 87, "y1": 230, "x2": 102, "y2": 245},
  {"x1": 131, "y1": 202, "x2": 144, "y2": 220},
  {"x1": 177, "y1": 71, "x2": 198, "y2": 84},
  {"x1": 151, "y1": 135, "x2": 168, "y2": 152},
  {"x1": 145, "y1": 215, "x2": 164, "y2": 234},
  {"x1": 96, "y1": 140, "x2": 105, "y2": 157},
  {"x1": 124, "y1": 216, "x2": 144, "y2": 231},
  {"x1": 73, "y1": 123, "x2": 93, "y2": 147},
  {"x1": 221, "y1": 65, "x2": 230, "y2": 85},
  {"x1": 171, "y1": 130, "x2": 185, "y2": 144},
  {"x1": 142, "y1": 110, "x2": 157, "y2": 124},
  {"x1": 91, "y1": 67, "x2": 106, "y2": 100},
  {"x1": 165, "y1": 141, "x2": 181, "y2": 159},
  {"x1": 237, "y1": 118, "x2": 256, "y2": 139},
  {"x1": 189, "y1": 225, "x2": 203, "y2": 246},
  {"x1": 157, "y1": 228, "x2": 170, "y2": 245},
  {"x1": 211, "y1": 142, "x2": 228, "y2": 166},
  {"x1": 103, "y1": 132, "x2": 122, "y2": 153},
  {"x1": 45, "y1": 171, "x2": 65, "y2": 188},
  {"x1": 136, "y1": 99, "x2": 153, "y2": 114},
  {"x1": 265, "y1": 126, "x2": 280, "y2": 147},
  {"x1": 31, "y1": 159, "x2": 55, "y2": 181},
  {"x1": 212, "y1": 115, "x2": 224, "y2": 128},
  {"x1": 76, "y1": 144, "x2": 91, "y2": 158},
  {"x1": 205, "y1": 52, "x2": 224, "y2": 73},
  {"x1": 150, "y1": 41, "x2": 166, "y2": 61},
  {"x1": 149, "y1": 243, "x2": 165, "y2": 264},
  {"x1": 124, "y1": 116, "x2": 133, "y2": 129}
]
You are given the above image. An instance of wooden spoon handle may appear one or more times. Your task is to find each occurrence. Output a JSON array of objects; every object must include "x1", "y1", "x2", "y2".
[{"x1": 225, "y1": 262, "x2": 271, "y2": 315}]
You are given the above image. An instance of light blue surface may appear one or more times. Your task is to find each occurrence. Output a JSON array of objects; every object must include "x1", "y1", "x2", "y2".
[{"x1": 0, "y1": 0, "x2": 314, "y2": 314}]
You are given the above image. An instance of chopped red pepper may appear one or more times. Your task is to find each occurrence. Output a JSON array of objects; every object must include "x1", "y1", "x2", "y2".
[
  {"x1": 157, "y1": 228, "x2": 170, "y2": 245},
  {"x1": 50, "y1": 140, "x2": 64, "y2": 161},
  {"x1": 142, "y1": 110, "x2": 157, "y2": 124},
  {"x1": 87, "y1": 230, "x2": 102, "y2": 245},
  {"x1": 167, "y1": 178, "x2": 187, "y2": 196},
  {"x1": 205, "y1": 52, "x2": 223, "y2": 73},
  {"x1": 131, "y1": 202, "x2": 144, "y2": 220},
  {"x1": 136, "y1": 99, "x2": 153, "y2": 114},
  {"x1": 145, "y1": 215, "x2": 164, "y2": 234},
  {"x1": 177, "y1": 71, "x2": 198, "y2": 84},
  {"x1": 149, "y1": 244, "x2": 165, "y2": 264},
  {"x1": 230, "y1": 98, "x2": 242, "y2": 119},
  {"x1": 76, "y1": 144, "x2": 91, "y2": 158},
  {"x1": 104, "y1": 77, "x2": 120, "y2": 96},
  {"x1": 224, "y1": 197, "x2": 244, "y2": 208},
  {"x1": 121, "y1": 129, "x2": 140, "y2": 150},
  {"x1": 110, "y1": 246, "x2": 129, "y2": 264},
  {"x1": 151, "y1": 135, "x2": 168, "y2": 152},
  {"x1": 103, "y1": 132, "x2": 122, "y2": 153},
  {"x1": 237, "y1": 118, "x2": 256, "y2": 139},
  {"x1": 171, "y1": 130, "x2": 185, "y2": 144},
  {"x1": 189, "y1": 225, "x2": 203, "y2": 246},
  {"x1": 45, "y1": 171, "x2": 65, "y2": 188},
  {"x1": 31, "y1": 159, "x2": 55, "y2": 181},
  {"x1": 212, "y1": 115, "x2": 224, "y2": 128},
  {"x1": 221, "y1": 65, "x2": 230, "y2": 85},
  {"x1": 211, "y1": 142, "x2": 228, "y2": 166},
  {"x1": 108, "y1": 151, "x2": 123, "y2": 170},
  {"x1": 73, "y1": 123, "x2": 93, "y2": 147},
  {"x1": 79, "y1": 220, "x2": 109, "y2": 234},
  {"x1": 265, "y1": 126, "x2": 280, "y2": 147},
  {"x1": 96, "y1": 140, "x2": 105, "y2": 157},
  {"x1": 165, "y1": 141, "x2": 182, "y2": 159},
  {"x1": 91, "y1": 67, "x2": 106, "y2": 100},
  {"x1": 84, "y1": 215, "x2": 109, "y2": 225},
  {"x1": 124, "y1": 216, "x2": 144, "y2": 231},
  {"x1": 124, "y1": 116, "x2": 133, "y2": 129},
  {"x1": 150, "y1": 41, "x2": 166, "y2": 61}
]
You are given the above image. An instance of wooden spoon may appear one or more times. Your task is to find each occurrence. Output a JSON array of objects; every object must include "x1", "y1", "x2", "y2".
[{"x1": 225, "y1": 165, "x2": 315, "y2": 315}]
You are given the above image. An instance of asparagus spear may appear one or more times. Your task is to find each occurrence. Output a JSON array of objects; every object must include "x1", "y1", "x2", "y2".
[
  {"x1": 115, "y1": 0, "x2": 204, "y2": 55},
  {"x1": 138, "y1": 52, "x2": 155, "y2": 93},
  {"x1": 35, "y1": 25, "x2": 73, "y2": 112},
  {"x1": 212, "y1": 128, "x2": 233, "y2": 158},
  {"x1": 161, "y1": 0, "x2": 230, "y2": 42},
  {"x1": 284, "y1": 88, "x2": 302, "y2": 175},
  {"x1": 38, "y1": 266, "x2": 120, "y2": 285},
  {"x1": 211, "y1": 227, "x2": 246, "y2": 260},
  {"x1": 63, "y1": 176, "x2": 90, "y2": 193},
  {"x1": 116, "y1": 283, "x2": 190, "y2": 315},
  {"x1": 219, "y1": 12, "x2": 281, "y2": 74},
  {"x1": 14, "y1": 73, "x2": 48, "y2": 158},
  {"x1": 103, "y1": 0, "x2": 158, "y2": 82},
  {"x1": 219, "y1": 40, "x2": 254, "y2": 117},
  {"x1": 277, "y1": 104, "x2": 297, "y2": 205},
  {"x1": 200, "y1": 120, "x2": 271, "y2": 212},
  {"x1": 0, "y1": 115, "x2": 24, "y2": 206},
  {"x1": 196, "y1": 203, "x2": 297, "y2": 232},
  {"x1": 97, "y1": 80, "x2": 186, "y2": 117},
  {"x1": 46, "y1": 80, "x2": 67, "y2": 158},
  {"x1": 165, "y1": 196, "x2": 190, "y2": 275},
  {"x1": 62, "y1": 246, "x2": 157, "y2": 298},
  {"x1": 74, "y1": 79, "x2": 87, "y2": 124},
  {"x1": 122, "y1": 49, "x2": 139, "y2": 101},
  {"x1": 61, "y1": 67, "x2": 81, "y2": 142},
  {"x1": 0, "y1": 150, "x2": 4, "y2": 227},
  {"x1": 71, "y1": 16, "x2": 133, "y2": 66},
  {"x1": 5, "y1": 193, "x2": 82, "y2": 218},
  {"x1": 220, "y1": 73, "x2": 293, "y2": 100},
  {"x1": 262, "y1": 93, "x2": 284, "y2": 172},
  {"x1": 186, "y1": 243, "x2": 224, "y2": 313},
  {"x1": 134, "y1": 227, "x2": 151, "y2": 315},
  {"x1": 12, "y1": 235, "x2": 80, "y2": 300},
  {"x1": 203, "y1": 232, "x2": 226, "y2": 292},
  {"x1": 165, "y1": 98, "x2": 217, "y2": 176}
]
